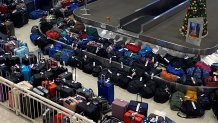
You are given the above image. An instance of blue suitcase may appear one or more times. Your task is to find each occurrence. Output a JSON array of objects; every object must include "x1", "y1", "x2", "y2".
[
  {"x1": 14, "y1": 46, "x2": 29, "y2": 61},
  {"x1": 21, "y1": 65, "x2": 31, "y2": 81},
  {"x1": 24, "y1": 0, "x2": 39, "y2": 13},
  {"x1": 97, "y1": 76, "x2": 114, "y2": 104}
]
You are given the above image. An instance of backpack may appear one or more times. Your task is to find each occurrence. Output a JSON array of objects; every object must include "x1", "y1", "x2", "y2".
[
  {"x1": 186, "y1": 67, "x2": 210, "y2": 79},
  {"x1": 170, "y1": 91, "x2": 185, "y2": 111},
  {"x1": 195, "y1": 61, "x2": 211, "y2": 73}
]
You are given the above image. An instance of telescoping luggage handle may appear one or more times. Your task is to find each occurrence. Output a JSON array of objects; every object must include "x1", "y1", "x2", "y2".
[
  {"x1": 72, "y1": 66, "x2": 77, "y2": 81},
  {"x1": 136, "y1": 93, "x2": 142, "y2": 103}
]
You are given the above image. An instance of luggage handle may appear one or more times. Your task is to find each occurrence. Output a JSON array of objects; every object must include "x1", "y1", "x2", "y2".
[
  {"x1": 72, "y1": 67, "x2": 77, "y2": 81},
  {"x1": 136, "y1": 93, "x2": 142, "y2": 103}
]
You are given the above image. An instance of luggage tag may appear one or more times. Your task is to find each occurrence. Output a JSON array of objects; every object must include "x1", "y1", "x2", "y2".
[
  {"x1": 164, "y1": 58, "x2": 170, "y2": 63},
  {"x1": 152, "y1": 57, "x2": 155, "y2": 63},
  {"x1": 121, "y1": 62, "x2": 123, "y2": 69},
  {"x1": 144, "y1": 84, "x2": 147, "y2": 87},
  {"x1": 108, "y1": 69, "x2": 112, "y2": 74},
  {"x1": 109, "y1": 57, "x2": 112, "y2": 64},
  {"x1": 145, "y1": 60, "x2": 149, "y2": 67},
  {"x1": 140, "y1": 77, "x2": 143, "y2": 82},
  {"x1": 151, "y1": 73, "x2": 154, "y2": 80},
  {"x1": 93, "y1": 62, "x2": 96, "y2": 67},
  {"x1": 154, "y1": 62, "x2": 159, "y2": 68},
  {"x1": 213, "y1": 72, "x2": 218, "y2": 75},
  {"x1": 191, "y1": 77, "x2": 196, "y2": 84},
  {"x1": 191, "y1": 101, "x2": 197, "y2": 110},
  {"x1": 37, "y1": 36, "x2": 41, "y2": 40},
  {"x1": 214, "y1": 76, "x2": 217, "y2": 81},
  {"x1": 130, "y1": 53, "x2": 133, "y2": 57},
  {"x1": 136, "y1": 103, "x2": 141, "y2": 112},
  {"x1": 95, "y1": 47, "x2": 99, "y2": 53}
]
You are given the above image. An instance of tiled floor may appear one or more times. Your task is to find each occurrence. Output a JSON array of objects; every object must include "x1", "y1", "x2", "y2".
[{"x1": 0, "y1": 19, "x2": 217, "y2": 123}]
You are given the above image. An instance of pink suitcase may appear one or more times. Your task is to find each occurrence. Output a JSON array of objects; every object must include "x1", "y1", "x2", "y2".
[
  {"x1": 8, "y1": 91, "x2": 13, "y2": 108},
  {"x1": 112, "y1": 99, "x2": 129, "y2": 120}
]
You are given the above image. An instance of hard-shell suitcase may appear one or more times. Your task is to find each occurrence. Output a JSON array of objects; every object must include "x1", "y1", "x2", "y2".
[
  {"x1": 98, "y1": 75, "x2": 114, "y2": 104},
  {"x1": 16, "y1": 81, "x2": 33, "y2": 90},
  {"x1": 14, "y1": 46, "x2": 29, "y2": 60},
  {"x1": 20, "y1": 65, "x2": 31, "y2": 81},
  {"x1": 8, "y1": 90, "x2": 14, "y2": 108},
  {"x1": 54, "y1": 113, "x2": 65, "y2": 123},
  {"x1": 63, "y1": 97, "x2": 78, "y2": 111},
  {"x1": 42, "y1": 80, "x2": 57, "y2": 98},
  {"x1": 112, "y1": 99, "x2": 129, "y2": 120},
  {"x1": 124, "y1": 110, "x2": 145, "y2": 123}
]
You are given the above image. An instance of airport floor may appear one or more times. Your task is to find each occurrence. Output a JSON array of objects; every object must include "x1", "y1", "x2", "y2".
[{"x1": 0, "y1": 19, "x2": 217, "y2": 123}]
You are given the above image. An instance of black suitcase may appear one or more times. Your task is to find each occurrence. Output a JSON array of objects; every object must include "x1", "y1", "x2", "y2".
[
  {"x1": 76, "y1": 102, "x2": 100, "y2": 122},
  {"x1": 20, "y1": 94, "x2": 41, "y2": 119},
  {"x1": 22, "y1": 54, "x2": 37, "y2": 65},
  {"x1": 31, "y1": 63, "x2": 46, "y2": 75},
  {"x1": 33, "y1": 86, "x2": 49, "y2": 98},
  {"x1": 58, "y1": 72, "x2": 72, "y2": 80},
  {"x1": 64, "y1": 80, "x2": 82, "y2": 90},
  {"x1": 56, "y1": 85, "x2": 76, "y2": 98},
  {"x1": 76, "y1": 88, "x2": 94, "y2": 101},
  {"x1": 51, "y1": 66, "x2": 68, "y2": 79}
]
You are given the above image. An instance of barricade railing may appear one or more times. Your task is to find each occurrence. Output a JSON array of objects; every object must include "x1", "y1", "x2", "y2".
[{"x1": 0, "y1": 77, "x2": 95, "y2": 123}]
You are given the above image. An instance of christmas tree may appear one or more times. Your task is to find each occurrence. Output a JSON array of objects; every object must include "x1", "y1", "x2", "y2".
[{"x1": 180, "y1": 0, "x2": 208, "y2": 37}]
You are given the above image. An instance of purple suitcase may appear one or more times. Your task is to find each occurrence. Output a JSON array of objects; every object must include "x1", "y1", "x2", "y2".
[{"x1": 112, "y1": 99, "x2": 129, "y2": 120}]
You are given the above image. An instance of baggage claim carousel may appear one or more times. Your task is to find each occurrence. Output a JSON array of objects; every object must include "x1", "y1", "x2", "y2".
[{"x1": 73, "y1": 0, "x2": 218, "y2": 55}]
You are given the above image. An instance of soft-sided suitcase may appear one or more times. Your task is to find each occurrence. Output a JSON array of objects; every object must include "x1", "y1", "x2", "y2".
[
  {"x1": 56, "y1": 85, "x2": 76, "y2": 98},
  {"x1": 124, "y1": 110, "x2": 145, "y2": 123},
  {"x1": 76, "y1": 88, "x2": 94, "y2": 101},
  {"x1": 127, "y1": 95, "x2": 148, "y2": 116},
  {"x1": 58, "y1": 72, "x2": 72, "y2": 80},
  {"x1": 98, "y1": 76, "x2": 114, "y2": 104},
  {"x1": 204, "y1": 76, "x2": 218, "y2": 87},
  {"x1": 22, "y1": 54, "x2": 37, "y2": 65},
  {"x1": 42, "y1": 80, "x2": 57, "y2": 98},
  {"x1": 76, "y1": 102, "x2": 100, "y2": 122},
  {"x1": 112, "y1": 99, "x2": 129, "y2": 120}
]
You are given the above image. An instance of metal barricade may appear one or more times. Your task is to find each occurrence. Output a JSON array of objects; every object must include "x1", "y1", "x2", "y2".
[{"x1": 0, "y1": 77, "x2": 95, "y2": 123}]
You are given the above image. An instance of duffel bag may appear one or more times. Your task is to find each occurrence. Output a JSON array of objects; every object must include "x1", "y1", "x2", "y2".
[
  {"x1": 138, "y1": 46, "x2": 152, "y2": 57},
  {"x1": 204, "y1": 76, "x2": 218, "y2": 87},
  {"x1": 127, "y1": 79, "x2": 144, "y2": 94},
  {"x1": 178, "y1": 100, "x2": 205, "y2": 118},
  {"x1": 153, "y1": 86, "x2": 170, "y2": 104},
  {"x1": 125, "y1": 43, "x2": 141, "y2": 53},
  {"x1": 170, "y1": 91, "x2": 185, "y2": 111},
  {"x1": 167, "y1": 64, "x2": 185, "y2": 77},
  {"x1": 139, "y1": 80, "x2": 156, "y2": 99},
  {"x1": 29, "y1": 9, "x2": 47, "y2": 19},
  {"x1": 196, "y1": 61, "x2": 211, "y2": 73},
  {"x1": 160, "y1": 70, "x2": 178, "y2": 82},
  {"x1": 46, "y1": 30, "x2": 61, "y2": 39},
  {"x1": 186, "y1": 67, "x2": 210, "y2": 79}
]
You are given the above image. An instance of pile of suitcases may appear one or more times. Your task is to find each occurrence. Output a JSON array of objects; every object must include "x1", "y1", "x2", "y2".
[{"x1": 31, "y1": 12, "x2": 218, "y2": 121}]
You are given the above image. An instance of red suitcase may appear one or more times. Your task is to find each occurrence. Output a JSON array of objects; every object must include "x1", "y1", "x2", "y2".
[
  {"x1": 112, "y1": 99, "x2": 129, "y2": 120},
  {"x1": 42, "y1": 80, "x2": 57, "y2": 98},
  {"x1": 54, "y1": 113, "x2": 65, "y2": 123},
  {"x1": 124, "y1": 110, "x2": 145, "y2": 123}
]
